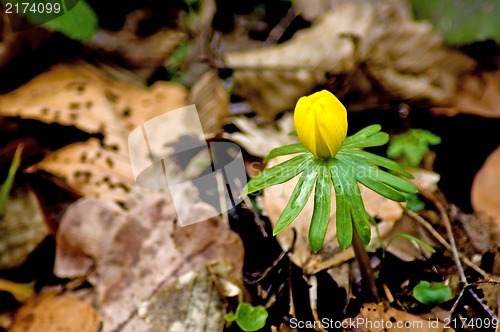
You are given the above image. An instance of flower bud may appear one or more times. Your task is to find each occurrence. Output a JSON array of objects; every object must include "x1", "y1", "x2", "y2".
[{"x1": 293, "y1": 90, "x2": 348, "y2": 159}]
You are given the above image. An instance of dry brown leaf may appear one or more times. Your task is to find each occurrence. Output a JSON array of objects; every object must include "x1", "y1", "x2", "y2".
[
  {"x1": 434, "y1": 71, "x2": 500, "y2": 118},
  {"x1": 223, "y1": 113, "x2": 298, "y2": 157},
  {"x1": 263, "y1": 155, "x2": 402, "y2": 274},
  {"x1": 127, "y1": 267, "x2": 226, "y2": 332},
  {"x1": 0, "y1": 188, "x2": 47, "y2": 269},
  {"x1": 189, "y1": 69, "x2": 231, "y2": 136},
  {"x1": 224, "y1": 0, "x2": 474, "y2": 120},
  {"x1": 0, "y1": 63, "x2": 188, "y2": 202},
  {"x1": 9, "y1": 292, "x2": 100, "y2": 332},
  {"x1": 91, "y1": 27, "x2": 185, "y2": 80},
  {"x1": 471, "y1": 145, "x2": 500, "y2": 245},
  {"x1": 344, "y1": 303, "x2": 454, "y2": 332},
  {"x1": 0, "y1": 279, "x2": 34, "y2": 303},
  {"x1": 54, "y1": 193, "x2": 243, "y2": 332}
]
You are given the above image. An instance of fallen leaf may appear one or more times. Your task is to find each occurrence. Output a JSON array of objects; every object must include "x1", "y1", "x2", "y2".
[
  {"x1": 90, "y1": 10, "x2": 186, "y2": 80},
  {"x1": 0, "y1": 279, "x2": 34, "y2": 302},
  {"x1": 190, "y1": 69, "x2": 231, "y2": 136},
  {"x1": 127, "y1": 268, "x2": 226, "y2": 332},
  {"x1": 9, "y1": 292, "x2": 100, "y2": 332},
  {"x1": 54, "y1": 193, "x2": 244, "y2": 331},
  {"x1": 294, "y1": 0, "x2": 331, "y2": 21},
  {"x1": 433, "y1": 71, "x2": 500, "y2": 118},
  {"x1": 224, "y1": 0, "x2": 474, "y2": 120},
  {"x1": 0, "y1": 187, "x2": 48, "y2": 269},
  {"x1": 344, "y1": 303, "x2": 454, "y2": 332},
  {"x1": 223, "y1": 113, "x2": 298, "y2": 158},
  {"x1": 471, "y1": 145, "x2": 500, "y2": 245},
  {"x1": 0, "y1": 63, "x2": 188, "y2": 202}
]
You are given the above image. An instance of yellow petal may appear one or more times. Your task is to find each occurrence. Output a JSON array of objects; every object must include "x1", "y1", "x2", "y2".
[{"x1": 293, "y1": 90, "x2": 347, "y2": 159}]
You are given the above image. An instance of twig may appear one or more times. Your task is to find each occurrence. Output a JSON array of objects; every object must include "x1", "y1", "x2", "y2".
[
  {"x1": 403, "y1": 207, "x2": 490, "y2": 279},
  {"x1": 265, "y1": 7, "x2": 298, "y2": 45},
  {"x1": 234, "y1": 177, "x2": 269, "y2": 237},
  {"x1": 244, "y1": 251, "x2": 287, "y2": 285},
  {"x1": 420, "y1": 190, "x2": 467, "y2": 284}
]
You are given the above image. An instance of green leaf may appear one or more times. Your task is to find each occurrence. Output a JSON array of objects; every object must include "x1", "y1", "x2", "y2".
[
  {"x1": 309, "y1": 166, "x2": 332, "y2": 252},
  {"x1": 343, "y1": 132, "x2": 389, "y2": 149},
  {"x1": 339, "y1": 149, "x2": 412, "y2": 178},
  {"x1": 331, "y1": 164, "x2": 353, "y2": 249},
  {"x1": 352, "y1": 160, "x2": 417, "y2": 194},
  {"x1": 43, "y1": 0, "x2": 98, "y2": 42},
  {"x1": 243, "y1": 153, "x2": 312, "y2": 195},
  {"x1": 388, "y1": 233, "x2": 436, "y2": 253},
  {"x1": 356, "y1": 176, "x2": 406, "y2": 202},
  {"x1": 344, "y1": 124, "x2": 382, "y2": 144},
  {"x1": 0, "y1": 145, "x2": 23, "y2": 218},
  {"x1": 264, "y1": 143, "x2": 308, "y2": 162},
  {"x1": 288, "y1": 130, "x2": 298, "y2": 136},
  {"x1": 225, "y1": 302, "x2": 268, "y2": 332},
  {"x1": 404, "y1": 193, "x2": 425, "y2": 212},
  {"x1": 411, "y1": 0, "x2": 500, "y2": 45},
  {"x1": 273, "y1": 167, "x2": 318, "y2": 235},
  {"x1": 343, "y1": 125, "x2": 388, "y2": 149},
  {"x1": 344, "y1": 173, "x2": 371, "y2": 245},
  {"x1": 413, "y1": 281, "x2": 452, "y2": 306},
  {"x1": 387, "y1": 129, "x2": 441, "y2": 168}
]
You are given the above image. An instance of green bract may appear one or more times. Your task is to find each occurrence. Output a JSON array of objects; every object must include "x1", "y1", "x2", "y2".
[{"x1": 243, "y1": 125, "x2": 418, "y2": 252}]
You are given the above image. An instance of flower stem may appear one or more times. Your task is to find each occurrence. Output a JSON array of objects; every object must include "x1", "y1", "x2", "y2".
[{"x1": 351, "y1": 219, "x2": 380, "y2": 302}]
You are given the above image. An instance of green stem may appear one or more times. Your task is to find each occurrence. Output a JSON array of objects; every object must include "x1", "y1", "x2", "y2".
[{"x1": 351, "y1": 219, "x2": 380, "y2": 302}]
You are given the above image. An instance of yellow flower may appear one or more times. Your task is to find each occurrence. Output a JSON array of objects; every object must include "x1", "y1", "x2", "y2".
[{"x1": 294, "y1": 90, "x2": 348, "y2": 159}]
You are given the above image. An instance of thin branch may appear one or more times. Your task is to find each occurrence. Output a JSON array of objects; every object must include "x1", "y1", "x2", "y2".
[
  {"x1": 403, "y1": 207, "x2": 490, "y2": 279},
  {"x1": 419, "y1": 190, "x2": 467, "y2": 284},
  {"x1": 265, "y1": 7, "x2": 298, "y2": 45}
]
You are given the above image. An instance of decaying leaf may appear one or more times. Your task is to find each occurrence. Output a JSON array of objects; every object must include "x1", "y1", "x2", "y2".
[
  {"x1": 0, "y1": 187, "x2": 47, "y2": 269},
  {"x1": 0, "y1": 63, "x2": 188, "y2": 202},
  {"x1": 9, "y1": 292, "x2": 100, "y2": 332},
  {"x1": 344, "y1": 303, "x2": 454, "y2": 332},
  {"x1": 223, "y1": 113, "x2": 298, "y2": 158},
  {"x1": 189, "y1": 69, "x2": 231, "y2": 136},
  {"x1": 434, "y1": 71, "x2": 500, "y2": 118},
  {"x1": 90, "y1": 15, "x2": 186, "y2": 80},
  {"x1": 224, "y1": 0, "x2": 474, "y2": 120},
  {"x1": 471, "y1": 145, "x2": 500, "y2": 245},
  {"x1": 128, "y1": 268, "x2": 226, "y2": 332},
  {"x1": 0, "y1": 279, "x2": 34, "y2": 303},
  {"x1": 54, "y1": 193, "x2": 243, "y2": 332}
]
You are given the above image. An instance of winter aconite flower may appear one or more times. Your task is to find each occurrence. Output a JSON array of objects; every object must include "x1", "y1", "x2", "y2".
[
  {"x1": 294, "y1": 90, "x2": 348, "y2": 159},
  {"x1": 243, "y1": 90, "x2": 417, "y2": 252}
]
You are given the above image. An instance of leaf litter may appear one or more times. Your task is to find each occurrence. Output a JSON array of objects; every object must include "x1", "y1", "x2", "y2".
[{"x1": 0, "y1": 0, "x2": 499, "y2": 330}]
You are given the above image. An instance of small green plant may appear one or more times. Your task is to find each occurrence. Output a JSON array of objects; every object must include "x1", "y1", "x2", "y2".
[
  {"x1": 387, "y1": 129, "x2": 441, "y2": 168},
  {"x1": 243, "y1": 91, "x2": 417, "y2": 252},
  {"x1": 0, "y1": 145, "x2": 23, "y2": 218},
  {"x1": 224, "y1": 302, "x2": 268, "y2": 332},
  {"x1": 242, "y1": 90, "x2": 418, "y2": 300},
  {"x1": 413, "y1": 281, "x2": 452, "y2": 306}
]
